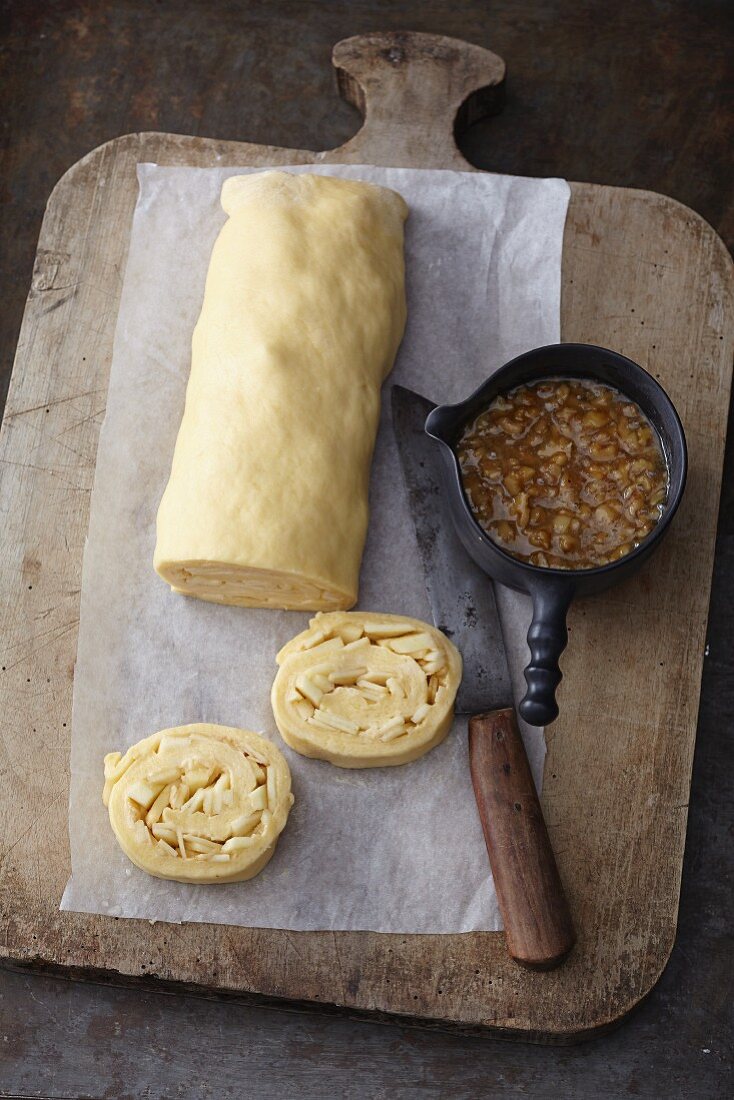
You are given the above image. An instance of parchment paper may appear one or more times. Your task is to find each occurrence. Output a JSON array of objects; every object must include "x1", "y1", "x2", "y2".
[{"x1": 61, "y1": 164, "x2": 570, "y2": 932}]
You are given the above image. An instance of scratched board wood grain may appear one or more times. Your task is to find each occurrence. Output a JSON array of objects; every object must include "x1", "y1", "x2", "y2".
[{"x1": 0, "y1": 32, "x2": 731, "y2": 1041}]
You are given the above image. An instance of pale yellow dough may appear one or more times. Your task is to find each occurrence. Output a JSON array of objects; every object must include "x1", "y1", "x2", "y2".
[
  {"x1": 154, "y1": 170, "x2": 408, "y2": 610},
  {"x1": 271, "y1": 612, "x2": 462, "y2": 768},
  {"x1": 103, "y1": 724, "x2": 293, "y2": 883}
]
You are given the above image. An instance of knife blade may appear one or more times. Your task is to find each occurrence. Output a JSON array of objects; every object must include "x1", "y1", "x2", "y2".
[
  {"x1": 389, "y1": 384, "x2": 513, "y2": 715},
  {"x1": 391, "y1": 383, "x2": 575, "y2": 970}
]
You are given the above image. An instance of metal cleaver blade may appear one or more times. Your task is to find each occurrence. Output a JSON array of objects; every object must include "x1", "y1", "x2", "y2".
[{"x1": 390, "y1": 383, "x2": 514, "y2": 716}]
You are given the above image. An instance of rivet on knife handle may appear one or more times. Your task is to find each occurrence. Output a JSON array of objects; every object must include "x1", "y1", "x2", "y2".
[{"x1": 468, "y1": 707, "x2": 576, "y2": 969}]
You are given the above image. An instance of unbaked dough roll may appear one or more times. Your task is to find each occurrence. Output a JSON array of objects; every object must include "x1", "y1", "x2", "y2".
[
  {"x1": 271, "y1": 612, "x2": 462, "y2": 768},
  {"x1": 154, "y1": 170, "x2": 408, "y2": 610},
  {"x1": 103, "y1": 724, "x2": 293, "y2": 883}
]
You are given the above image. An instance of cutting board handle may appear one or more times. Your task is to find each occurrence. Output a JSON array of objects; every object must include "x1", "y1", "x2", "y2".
[{"x1": 331, "y1": 32, "x2": 505, "y2": 168}]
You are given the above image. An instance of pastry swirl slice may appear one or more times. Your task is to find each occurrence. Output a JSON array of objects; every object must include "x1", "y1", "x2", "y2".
[
  {"x1": 271, "y1": 612, "x2": 462, "y2": 767},
  {"x1": 103, "y1": 724, "x2": 293, "y2": 883}
]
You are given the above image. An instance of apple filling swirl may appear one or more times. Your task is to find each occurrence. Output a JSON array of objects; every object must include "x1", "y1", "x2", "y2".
[
  {"x1": 271, "y1": 612, "x2": 462, "y2": 767},
  {"x1": 102, "y1": 724, "x2": 293, "y2": 883}
]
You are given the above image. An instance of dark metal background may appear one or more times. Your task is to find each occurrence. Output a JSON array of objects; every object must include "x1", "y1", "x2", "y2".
[{"x1": 0, "y1": 2, "x2": 731, "y2": 1096}]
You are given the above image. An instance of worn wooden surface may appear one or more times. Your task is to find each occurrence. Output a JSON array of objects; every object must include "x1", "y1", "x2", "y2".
[
  {"x1": 0, "y1": 24, "x2": 732, "y2": 1044},
  {"x1": 2, "y1": 1, "x2": 732, "y2": 422},
  {"x1": 0, "y1": 0, "x2": 730, "y2": 1073}
]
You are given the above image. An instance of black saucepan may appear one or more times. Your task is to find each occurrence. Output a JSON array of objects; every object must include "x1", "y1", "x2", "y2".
[{"x1": 425, "y1": 343, "x2": 688, "y2": 727}]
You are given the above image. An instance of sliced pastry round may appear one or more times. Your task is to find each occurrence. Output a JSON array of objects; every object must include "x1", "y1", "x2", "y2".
[
  {"x1": 102, "y1": 723, "x2": 293, "y2": 883},
  {"x1": 271, "y1": 612, "x2": 462, "y2": 767}
]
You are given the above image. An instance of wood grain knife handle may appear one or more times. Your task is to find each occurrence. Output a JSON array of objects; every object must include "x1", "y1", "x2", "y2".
[{"x1": 469, "y1": 708, "x2": 575, "y2": 969}]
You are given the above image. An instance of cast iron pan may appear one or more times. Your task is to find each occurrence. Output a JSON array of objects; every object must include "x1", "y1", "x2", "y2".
[{"x1": 425, "y1": 342, "x2": 688, "y2": 727}]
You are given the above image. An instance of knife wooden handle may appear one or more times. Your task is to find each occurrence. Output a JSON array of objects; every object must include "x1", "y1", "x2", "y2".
[{"x1": 468, "y1": 707, "x2": 575, "y2": 969}]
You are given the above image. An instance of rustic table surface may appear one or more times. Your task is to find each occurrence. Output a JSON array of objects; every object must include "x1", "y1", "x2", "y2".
[{"x1": 1, "y1": 1, "x2": 731, "y2": 1097}]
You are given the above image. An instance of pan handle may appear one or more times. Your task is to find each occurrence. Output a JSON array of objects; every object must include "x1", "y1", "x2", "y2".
[{"x1": 520, "y1": 582, "x2": 574, "y2": 726}]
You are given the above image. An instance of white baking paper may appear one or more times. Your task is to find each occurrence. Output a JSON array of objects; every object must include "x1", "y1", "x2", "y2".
[{"x1": 61, "y1": 163, "x2": 570, "y2": 932}]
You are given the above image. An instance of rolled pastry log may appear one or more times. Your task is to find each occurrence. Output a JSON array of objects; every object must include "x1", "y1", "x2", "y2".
[
  {"x1": 103, "y1": 724, "x2": 293, "y2": 883},
  {"x1": 271, "y1": 612, "x2": 462, "y2": 767},
  {"x1": 154, "y1": 170, "x2": 408, "y2": 610}
]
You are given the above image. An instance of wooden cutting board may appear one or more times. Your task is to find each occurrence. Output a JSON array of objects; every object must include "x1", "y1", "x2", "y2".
[{"x1": 1, "y1": 32, "x2": 732, "y2": 1042}]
